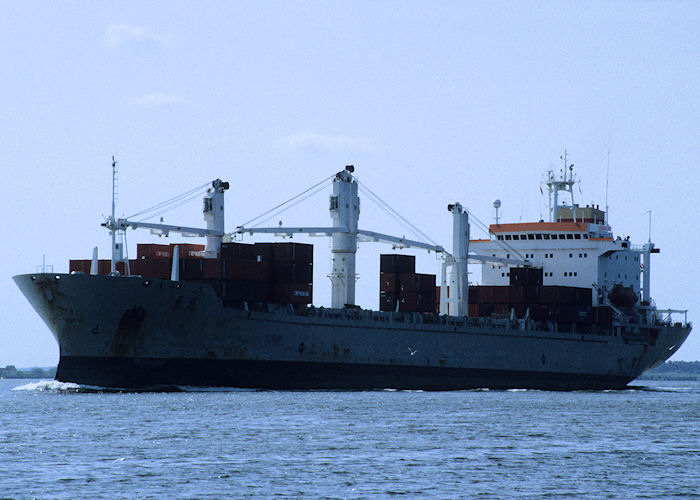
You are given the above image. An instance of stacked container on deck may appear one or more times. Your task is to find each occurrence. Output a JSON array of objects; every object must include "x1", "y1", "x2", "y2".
[
  {"x1": 379, "y1": 254, "x2": 436, "y2": 313},
  {"x1": 466, "y1": 266, "x2": 613, "y2": 327},
  {"x1": 71, "y1": 241, "x2": 313, "y2": 306}
]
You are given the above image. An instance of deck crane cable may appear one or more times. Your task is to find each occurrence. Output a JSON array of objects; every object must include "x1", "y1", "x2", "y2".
[
  {"x1": 133, "y1": 189, "x2": 211, "y2": 223},
  {"x1": 126, "y1": 182, "x2": 211, "y2": 221},
  {"x1": 467, "y1": 210, "x2": 526, "y2": 260},
  {"x1": 246, "y1": 180, "x2": 334, "y2": 228},
  {"x1": 357, "y1": 181, "x2": 440, "y2": 247},
  {"x1": 238, "y1": 174, "x2": 336, "y2": 229}
]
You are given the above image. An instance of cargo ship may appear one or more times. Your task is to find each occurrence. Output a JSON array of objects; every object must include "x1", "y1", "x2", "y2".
[{"x1": 13, "y1": 157, "x2": 691, "y2": 390}]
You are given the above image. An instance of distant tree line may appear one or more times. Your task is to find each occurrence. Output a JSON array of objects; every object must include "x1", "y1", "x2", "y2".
[
  {"x1": 0, "y1": 366, "x2": 57, "y2": 379},
  {"x1": 638, "y1": 361, "x2": 700, "y2": 381}
]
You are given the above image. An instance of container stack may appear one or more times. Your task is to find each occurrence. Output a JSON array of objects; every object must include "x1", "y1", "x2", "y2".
[
  {"x1": 70, "y1": 241, "x2": 313, "y2": 306},
  {"x1": 465, "y1": 266, "x2": 596, "y2": 324},
  {"x1": 270, "y1": 242, "x2": 313, "y2": 304},
  {"x1": 379, "y1": 254, "x2": 436, "y2": 313}
]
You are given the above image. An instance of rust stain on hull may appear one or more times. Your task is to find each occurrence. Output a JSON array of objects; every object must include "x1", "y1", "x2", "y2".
[{"x1": 111, "y1": 306, "x2": 147, "y2": 357}]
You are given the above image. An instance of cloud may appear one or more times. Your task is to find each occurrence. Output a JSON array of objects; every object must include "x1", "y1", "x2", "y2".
[
  {"x1": 281, "y1": 131, "x2": 372, "y2": 153},
  {"x1": 131, "y1": 93, "x2": 191, "y2": 108},
  {"x1": 105, "y1": 24, "x2": 173, "y2": 49}
]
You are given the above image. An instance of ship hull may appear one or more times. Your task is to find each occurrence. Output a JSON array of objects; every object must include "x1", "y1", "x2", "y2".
[{"x1": 14, "y1": 273, "x2": 692, "y2": 390}]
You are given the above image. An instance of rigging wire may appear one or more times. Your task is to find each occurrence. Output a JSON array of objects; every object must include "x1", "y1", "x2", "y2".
[
  {"x1": 249, "y1": 181, "x2": 333, "y2": 228},
  {"x1": 126, "y1": 182, "x2": 211, "y2": 220},
  {"x1": 134, "y1": 189, "x2": 210, "y2": 223},
  {"x1": 467, "y1": 210, "x2": 526, "y2": 260},
  {"x1": 357, "y1": 181, "x2": 439, "y2": 246},
  {"x1": 238, "y1": 174, "x2": 335, "y2": 229}
]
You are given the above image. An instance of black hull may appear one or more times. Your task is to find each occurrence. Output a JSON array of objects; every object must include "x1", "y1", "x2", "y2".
[{"x1": 57, "y1": 356, "x2": 633, "y2": 391}]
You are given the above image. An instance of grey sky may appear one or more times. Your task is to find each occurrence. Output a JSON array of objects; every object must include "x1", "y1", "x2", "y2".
[{"x1": 1, "y1": 1, "x2": 698, "y2": 366}]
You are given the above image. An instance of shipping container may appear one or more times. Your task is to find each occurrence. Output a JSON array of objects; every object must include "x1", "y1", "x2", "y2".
[
  {"x1": 132, "y1": 259, "x2": 172, "y2": 279},
  {"x1": 253, "y1": 242, "x2": 274, "y2": 262},
  {"x1": 575, "y1": 287, "x2": 593, "y2": 306},
  {"x1": 137, "y1": 244, "x2": 173, "y2": 260},
  {"x1": 69, "y1": 260, "x2": 91, "y2": 274},
  {"x1": 416, "y1": 292, "x2": 436, "y2": 313},
  {"x1": 202, "y1": 259, "x2": 222, "y2": 279},
  {"x1": 271, "y1": 283, "x2": 313, "y2": 304},
  {"x1": 379, "y1": 291, "x2": 398, "y2": 312},
  {"x1": 97, "y1": 260, "x2": 127, "y2": 276},
  {"x1": 492, "y1": 303, "x2": 511, "y2": 315},
  {"x1": 379, "y1": 273, "x2": 398, "y2": 293},
  {"x1": 398, "y1": 291, "x2": 417, "y2": 312},
  {"x1": 573, "y1": 305, "x2": 593, "y2": 324},
  {"x1": 468, "y1": 303, "x2": 479, "y2": 317},
  {"x1": 478, "y1": 286, "x2": 495, "y2": 303},
  {"x1": 509, "y1": 267, "x2": 543, "y2": 286},
  {"x1": 593, "y1": 306, "x2": 614, "y2": 326},
  {"x1": 222, "y1": 259, "x2": 271, "y2": 281},
  {"x1": 399, "y1": 273, "x2": 417, "y2": 292},
  {"x1": 379, "y1": 254, "x2": 415, "y2": 274},
  {"x1": 171, "y1": 243, "x2": 205, "y2": 258},
  {"x1": 272, "y1": 242, "x2": 313, "y2": 263},
  {"x1": 492, "y1": 286, "x2": 510, "y2": 303},
  {"x1": 179, "y1": 258, "x2": 204, "y2": 280},
  {"x1": 220, "y1": 242, "x2": 257, "y2": 260},
  {"x1": 272, "y1": 261, "x2": 313, "y2": 284},
  {"x1": 416, "y1": 273, "x2": 436, "y2": 292}
]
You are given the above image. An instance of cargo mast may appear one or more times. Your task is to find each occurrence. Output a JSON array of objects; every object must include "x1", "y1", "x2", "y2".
[{"x1": 328, "y1": 168, "x2": 359, "y2": 308}]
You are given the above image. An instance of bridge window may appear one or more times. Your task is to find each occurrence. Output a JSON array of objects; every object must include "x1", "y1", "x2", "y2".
[
  {"x1": 528, "y1": 234, "x2": 535, "y2": 240},
  {"x1": 566, "y1": 234, "x2": 574, "y2": 239},
  {"x1": 543, "y1": 234, "x2": 550, "y2": 239},
  {"x1": 505, "y1": 235, "x2": 512, "y2": 240},
  {"x1": 574, "y1": 234, "x2": 581, "y2": 239},
  {"x1": 497, "y1": 235, "x2": 504, "y2": 240},
  {"x1": 535, "y1": 234, "x2": 542, "y2": 240}
]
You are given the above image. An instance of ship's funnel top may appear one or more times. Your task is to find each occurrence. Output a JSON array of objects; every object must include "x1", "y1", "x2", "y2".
[{"x1": 345, "y1": 165, "x2": 355, "y2": 173}]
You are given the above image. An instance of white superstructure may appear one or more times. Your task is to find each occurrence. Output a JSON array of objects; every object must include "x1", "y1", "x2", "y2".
[{"x1": 471, "y1": 158, "x2": 656, "y2": 309}]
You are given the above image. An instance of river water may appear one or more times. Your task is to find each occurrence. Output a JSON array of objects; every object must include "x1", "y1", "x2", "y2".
[{"x1": 1, "y1": 379, "x2": 698, "y2": 498}]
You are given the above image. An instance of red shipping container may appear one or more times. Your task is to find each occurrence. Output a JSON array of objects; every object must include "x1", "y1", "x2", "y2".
[
  {"x1": 223, "y1": 259, "x2": 271, "y2": 281},
  {"x1": 399, "y1": 274, "x2": 417, "y2": 292},
  {"x1": 203, "y1": 259, "x2": 222, "y2": 279},
  {"x1": 398, "y1": 291, "x2": 417, "y2": 312},
  {"x1": 133, "y1": 259, "x2": 172, "y2": 279},
  {"x1": 380, "y1": 254, "x2": 415, "y2": 274},
  {"x1": 171, "y1": 243, "x2": 205, "y2": 258},
  {"x1": 380, "y1": 291, "x2": 398, "y2": 311},
  {"x1": 416, "y1": 273, "x2": 436, "y2": 292},
  {"x1": 272, "y1": 242, "x2": 313, "y2": 263},
  {"x1": 492, "y1": 303, "x2": 511, "y2": 314},
  {"x1": 380, "y1": 273, "x2": 398, "y2": 293},
  {"x1": 69, "y1": 260, "x2": 91, "y2": 274},
  {"x1": 272, "y1": 283, "x2": 313, "y2": 304},
  {"x1": 492, "y1": 286, "x2": 509, "y2": 303},
  {"x1": 272, "y1": 261, "x2": 313, "y2": 284},
  {"x1": 478, "y1": 286, "x2": 494, "y2": 303},
  {"x1": 137, "y1": 244, "x2": 173, "y2": 260},
  {"x1": 220, "y1": 242, "x2": 257, "y2": 260}
]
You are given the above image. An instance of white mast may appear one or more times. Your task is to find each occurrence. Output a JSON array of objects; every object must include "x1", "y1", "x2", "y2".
[
  {"x1": 448, "y1": 203, "x2": 470, "y2": 317},
  {"x1": 203, "y1": 179, "x2": 229, "y2": 258},
  {"x1": 545, "y1": 150, "x2": 577, "y2": 222},
  {"x1": 328, "y1": 166, "x2": 359, "y2": 308}
]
